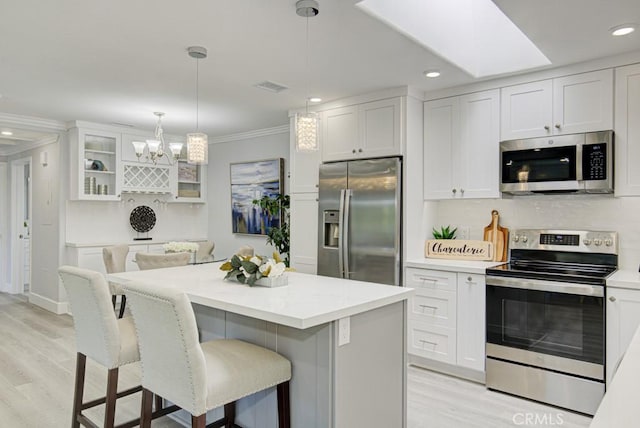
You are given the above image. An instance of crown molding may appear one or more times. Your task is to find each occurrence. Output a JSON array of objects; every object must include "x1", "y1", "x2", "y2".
[
  {"x1": 208, "y1": 124, "x2": 289, "y2": 144},
  {"x1": 0, "y1": 135, "x2": 59, "y2": 156},
  {"x1": 0, "y1": 112, "x2": 67, "y2": 131}
]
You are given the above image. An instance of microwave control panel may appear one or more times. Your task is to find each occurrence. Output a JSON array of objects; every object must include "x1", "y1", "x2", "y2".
[{"x1": 583, "y1": 143, "x2": 607, "y2": 181}]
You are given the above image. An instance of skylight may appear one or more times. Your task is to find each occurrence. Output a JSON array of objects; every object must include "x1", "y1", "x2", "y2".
[{"x1": 356, "y1": 0, "x2": 551, "y2": 78}]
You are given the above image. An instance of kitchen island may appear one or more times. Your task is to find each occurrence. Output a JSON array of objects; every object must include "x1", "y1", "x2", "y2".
[{"x1": 108, "y1": 263, "x2": 413, "y2": 428}]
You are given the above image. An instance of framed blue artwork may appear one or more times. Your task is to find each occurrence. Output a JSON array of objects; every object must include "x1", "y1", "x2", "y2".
[{"x1": 230, "y1": 158, "x2": 284, "y2": 235}]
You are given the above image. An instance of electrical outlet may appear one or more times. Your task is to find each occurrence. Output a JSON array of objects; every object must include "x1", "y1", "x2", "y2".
[
  {"x1": 338, "y1": 317, "x2": 350, "y2": 346},
  {"x1": 459, "y1": 226, "x2": 470, "y2": 240}
]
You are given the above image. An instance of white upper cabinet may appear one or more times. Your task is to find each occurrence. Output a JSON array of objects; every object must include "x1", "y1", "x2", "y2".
[
  {"x1": 552, "y1": 69, "x2": 613, "y2": 135},
  {"x1": 290, "y1": 121, "x2": 321, "y2": 193},
  {"x1": 500, "y1": 80, "x2": 553, "y2": 140},
  {"x1": 69, "y1": 127, "x2": 122, "y2": 201},
  {"x1": 501, "y1": 69, "x2": 613, "y2": 141},
  {"x1": 322, "y1": 97, "x2": 402, "y2": 162},
  {"x1": 424, "y1": 89, "x2": 500, "y2": 200},
  {"x1": 614, "y1": 63, "x2": 640, "y2": 197}
]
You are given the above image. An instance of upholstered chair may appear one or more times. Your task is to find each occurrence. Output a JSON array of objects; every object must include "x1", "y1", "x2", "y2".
[
  {"x1": 195, "y1": 240, "x2": 215, "y2": 263},
  {"x1": 122, "y1": 281, "x2": 292, "y2": 428},
  {"x1": 135, "y1": 252, "x2": 191, "y2": 271},
  {"x1": 103, "y1": 244, "x2": 129, "y2": 318}
]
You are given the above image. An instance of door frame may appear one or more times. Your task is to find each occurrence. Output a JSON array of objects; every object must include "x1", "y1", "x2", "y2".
[
  {"x1": 10, "y1": 156, "x2": 32, "y2": 294},
  {"x1": 0, "y1": 161, "x2": 7, "y2": 291}
]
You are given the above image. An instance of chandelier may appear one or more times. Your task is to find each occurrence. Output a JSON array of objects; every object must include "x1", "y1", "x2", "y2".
[
  {"x1": 187, "y1": 46, "x2": 208, "y2": 165},
  {"x1": 294, "y1": 0, "x2": 320, "y2": 152},
  {"x1": 132, "y1": 112, "x2": 183, "y2": 165}
]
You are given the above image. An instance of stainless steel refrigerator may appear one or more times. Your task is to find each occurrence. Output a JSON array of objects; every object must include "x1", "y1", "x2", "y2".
[{"x1": 317, "y1": 157, "x2": 402, "y2": 286}]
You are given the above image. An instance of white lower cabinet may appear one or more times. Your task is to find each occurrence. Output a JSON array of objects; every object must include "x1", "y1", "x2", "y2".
[
  {"x1": 68, "y1": 243, "x2": 177, "y2": 274},
  {"x1": 406, "y1": 267, "x2": 486, "y2": 372},
  {"x1": 606, "y1": 287, "x2": 640, "y2": 386}
]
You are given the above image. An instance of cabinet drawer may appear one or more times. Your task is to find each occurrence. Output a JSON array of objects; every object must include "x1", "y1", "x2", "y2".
[
  {"x1": 408, "y1": 320, "x2": 456, "y2": 364},
  {"x1": 405, "y1": 268, "x2": 456, "y2": 292},
  {"x1": 409, "y1": 290, "x2": 456, "y2": 328}
]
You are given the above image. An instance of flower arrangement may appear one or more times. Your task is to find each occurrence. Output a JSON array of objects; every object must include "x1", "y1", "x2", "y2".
[
  {"x1": 220, "y1": 252, "x2": 287, "y2": 286},
  {"x1": 163, "y1": 241, "x2": 199, "y2": 253}
]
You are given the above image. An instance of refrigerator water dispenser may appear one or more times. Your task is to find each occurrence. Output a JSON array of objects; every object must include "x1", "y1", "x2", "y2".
[{"x1": 323, "y1": 211, "x2": 340, "y2": 248}]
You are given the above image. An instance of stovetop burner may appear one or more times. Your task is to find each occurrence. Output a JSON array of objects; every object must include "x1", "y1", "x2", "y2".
[{"x1": 486, "y1": 229, "x2": 618, "y2": 286}]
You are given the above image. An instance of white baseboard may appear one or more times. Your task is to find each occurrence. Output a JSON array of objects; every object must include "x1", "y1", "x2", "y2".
[{"x1": 28, "y1": 292, "x2": 69, "y2": 314}]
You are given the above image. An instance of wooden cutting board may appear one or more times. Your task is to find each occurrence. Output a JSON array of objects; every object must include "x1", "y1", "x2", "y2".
[{"x1": 483, "y1": 210, "x2": 509, "y2": 262}]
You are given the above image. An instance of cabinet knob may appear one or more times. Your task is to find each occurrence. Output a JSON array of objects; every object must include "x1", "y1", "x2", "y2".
[
  {"x1": 609, "y1": 296, "x2": 616, "y2": 302},
  {"x1": 460, "y1": 188, "x2": 464, "y2": 195},
  {"x1": 315, "y1": 184, "x2": 319, "y2": 188},
  {"x1": 452, "y1": 188, "x2": 457, "y2": 195},
  {"x1": 544, "y1": 125, "x2": 550, "y2": 131},
  {"x1": 358, "y1": 148, "x2": 363, "y2": 153},
  {"x1": 555, "y1": 123, "x2": 561, "y2": 129},
  {"x1": 352, "y1": 149, "x2": 357, "y2": 154},
  {"x1": 467, "y1": 276, "x2": 472, "y2": 282}
]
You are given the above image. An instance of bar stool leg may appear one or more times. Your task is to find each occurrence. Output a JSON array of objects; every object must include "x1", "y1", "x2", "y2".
[
  {"x1": 154, "y1": 393, "x2": 163, "y2": 411},
  {"x1": 140, "y1": 388, "x2": 154, "y2": 428},
  {"x1": 277, "y1": 381, "x2": 290, "y2": 428},
  {"x1": 118, "y1": 295, "x2": 127, "y2": 319},
  {"x1": 71, "y1": 353, "x2": 86, "y2": 428},
  {"x1": 224, "y1": 401, "x2": 236, "y2": 428},
  {"x1": 192, "y1": 414, "x2": 206, "y2": 428},
  {"x1": 104, "y1": 368, "x2": 119, "y2": 428}
]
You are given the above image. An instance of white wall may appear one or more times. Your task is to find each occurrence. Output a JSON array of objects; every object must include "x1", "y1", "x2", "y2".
[
  {"x1": 425, "y1": 195, "x2": 640, "y2": 270},
  {"x1": 207, "y1": 131, "x2": 290, "y2": 259}
]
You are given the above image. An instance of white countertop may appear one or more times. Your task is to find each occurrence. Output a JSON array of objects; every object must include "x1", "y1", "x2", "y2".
[
  {"x1": 607, "y1": 269, "x2": 640, "y2": 290},
  {"x1": 405, "y1": 258, "x2": 505, "y2": 274},
  {"x1": 66, "y1": 238, "x2": 209, "y2": 248},
  {"x1": 590, "y1": 325, "x2": 640, "y2": 427},
  {"x1": 108, "y1": 263, "x2": 413, "y2": 330}
]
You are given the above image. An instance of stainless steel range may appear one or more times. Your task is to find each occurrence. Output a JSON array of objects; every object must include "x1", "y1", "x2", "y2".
[{"x1": 485, "y1": 229, "x2": 618, "y2": 415}]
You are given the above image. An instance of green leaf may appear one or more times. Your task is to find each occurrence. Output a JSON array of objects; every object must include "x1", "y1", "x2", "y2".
[
  {"x1": 240, "y1": 260, "x2": 259, "y2": 274},
  {"x1": 247, "y1": 274, "x2": 258, "y2": 286},
  {"x1": 230, "y1": 255, "x2": 242, "y2": 269}
]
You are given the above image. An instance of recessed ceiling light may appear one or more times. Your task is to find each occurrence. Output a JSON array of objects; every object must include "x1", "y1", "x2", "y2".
[
  {"x1": 1, "y1": 131, "x2": 13, "y2": 136},
  {"x1": 424, "y1": 70, "x2": 441, "y2": 78},
  {"x1": 610, "y1": 24, "x2": 636, "y2": 36},
  {"x1": 308, "y1": 97, "x2": 322, "y2": 103}
]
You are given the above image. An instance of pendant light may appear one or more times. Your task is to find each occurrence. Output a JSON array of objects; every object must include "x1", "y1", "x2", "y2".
[
  {"x1": 295, "y1": 0, "x2": 320, "y2": 152},
  {"x1": 187, "y1": 46, "x2": 208, "y2": 165}
]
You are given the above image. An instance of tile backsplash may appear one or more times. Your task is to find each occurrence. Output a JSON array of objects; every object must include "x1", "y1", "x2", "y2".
[{"x1": 428, "y1": 194, "x2": 640, "y2": 270}]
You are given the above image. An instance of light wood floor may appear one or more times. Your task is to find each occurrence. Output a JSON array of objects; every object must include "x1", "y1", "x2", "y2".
[{"x1": 0, "y1": 292, "x2": 592, "y2": 427}]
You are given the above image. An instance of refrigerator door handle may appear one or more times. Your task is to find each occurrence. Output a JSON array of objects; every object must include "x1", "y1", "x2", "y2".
[
  {"x1": 338, "y1": 189, "x2": 346, "y2": 278},
  {"x1": 342, "y1": 189, "x2": 352, "y2": 279}
]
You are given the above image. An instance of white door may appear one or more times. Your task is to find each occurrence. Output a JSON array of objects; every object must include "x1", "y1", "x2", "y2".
[
  {"x1": 10, "y1": 157, "x2": 32, "y2": 294},
  {"x1": 359, "y1": 98, "x2": 402, "y2": 158},
  {"x1": 289, "y1": 193, "x2": 318, "y2": 274},
  {"x1": 606, "y1": 288, "x2": 640, "y2": 386},
  {"x1": 614, "y1": 63, "x2": 640, "y2": 196},
  {"x1": 321, "y1": 106, "x2": 358, "y2": 162},
  {"x1": 456, "y1": 274, "x2": 486, "y2": 371}
]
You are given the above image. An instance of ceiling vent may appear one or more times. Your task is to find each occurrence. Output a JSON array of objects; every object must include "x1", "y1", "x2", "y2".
[{"x1": 254, "y1": 80, "x2": 289, "y2": 93}]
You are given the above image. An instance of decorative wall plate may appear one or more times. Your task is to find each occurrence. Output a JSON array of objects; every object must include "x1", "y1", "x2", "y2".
[{"x1": 130, "y1": 205, "x2": 156, "y2": 233}]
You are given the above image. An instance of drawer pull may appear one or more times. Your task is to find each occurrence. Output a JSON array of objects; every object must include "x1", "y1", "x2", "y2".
[
  {"x1": 419, "y1": 304, "x2": 438, "y2": 311},
  {"x1": 419, "y1": 339, "x2": 438, "y2": 348},
  {"x1": 416, "y1": 276, "x2": 438, "y2": 282}
]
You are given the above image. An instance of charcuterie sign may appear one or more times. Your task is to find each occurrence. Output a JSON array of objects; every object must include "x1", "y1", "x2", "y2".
[{"x1": 425, "y1": 240, "x2": 494, "y2": 261}]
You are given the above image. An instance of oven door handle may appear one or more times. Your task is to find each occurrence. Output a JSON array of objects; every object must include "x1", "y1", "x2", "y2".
[{"x1": 486, "y1": 276, "x2": 604, "y2": 297}]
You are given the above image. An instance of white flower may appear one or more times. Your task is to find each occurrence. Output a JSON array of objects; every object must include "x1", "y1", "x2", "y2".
[
  {"x1": 259, "y1": 260, "x2": 275, "y2": 274},
  {"x1": 249, "y1": 256, "x2": 262, "y2": 266},
  {"x1": 163, "y1": 241, "x2": 199, "y2": 253},
  {"x1": 269, "y1": 262, "x2": 286, "y2": 277},
  {"x1": 239, "y1": 266, "x2": 250, "y2": 278}
]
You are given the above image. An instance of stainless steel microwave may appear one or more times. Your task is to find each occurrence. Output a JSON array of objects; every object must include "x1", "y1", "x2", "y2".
[{"x1": 500, "y1": 131, "x2": 613, "y2": 195}]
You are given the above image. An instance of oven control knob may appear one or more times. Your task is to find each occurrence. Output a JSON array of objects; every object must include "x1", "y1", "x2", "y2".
[
  {"x1": 522, "y1": 236, "x2": 528, "y2": 243},
  {"x1": 583, "y1": 239, "x2": 592, "y2": 246},
  {"x1": 594, "y1": 238, "x2": 603, "y2": 246},
  {"x1": 513, "y1": 235, "x2": 519, "y2": 242},
  {"x1": 605, "y1": 239, "x2": 613, "y2": 247}
]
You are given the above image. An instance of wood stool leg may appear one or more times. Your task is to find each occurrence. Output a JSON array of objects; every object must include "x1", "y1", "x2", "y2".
[
  {"x1": 118, "y1": 295, "x2": 127, "y2": 319},
  {"x1": 104, "y1": 368, "x2": 119, "y2": 428},
  {"x1": 71, "y1": 353, "x2": 86, "y2": 428},
  {"x1": 154, "y1": 393, "x2": 163, "y2": 411},
  {"x1": 224, "y1": 401, "x2": 236, "y2": 428},
  {"x1": 191, "y1": 414, "x2": 206, "y2": 428},
  {"x1": 140, "y1": 388, "x2": 154, "y2": 428},
  {"x1": 277, "y1": 381, "x2": 290, "y2": 428}
]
